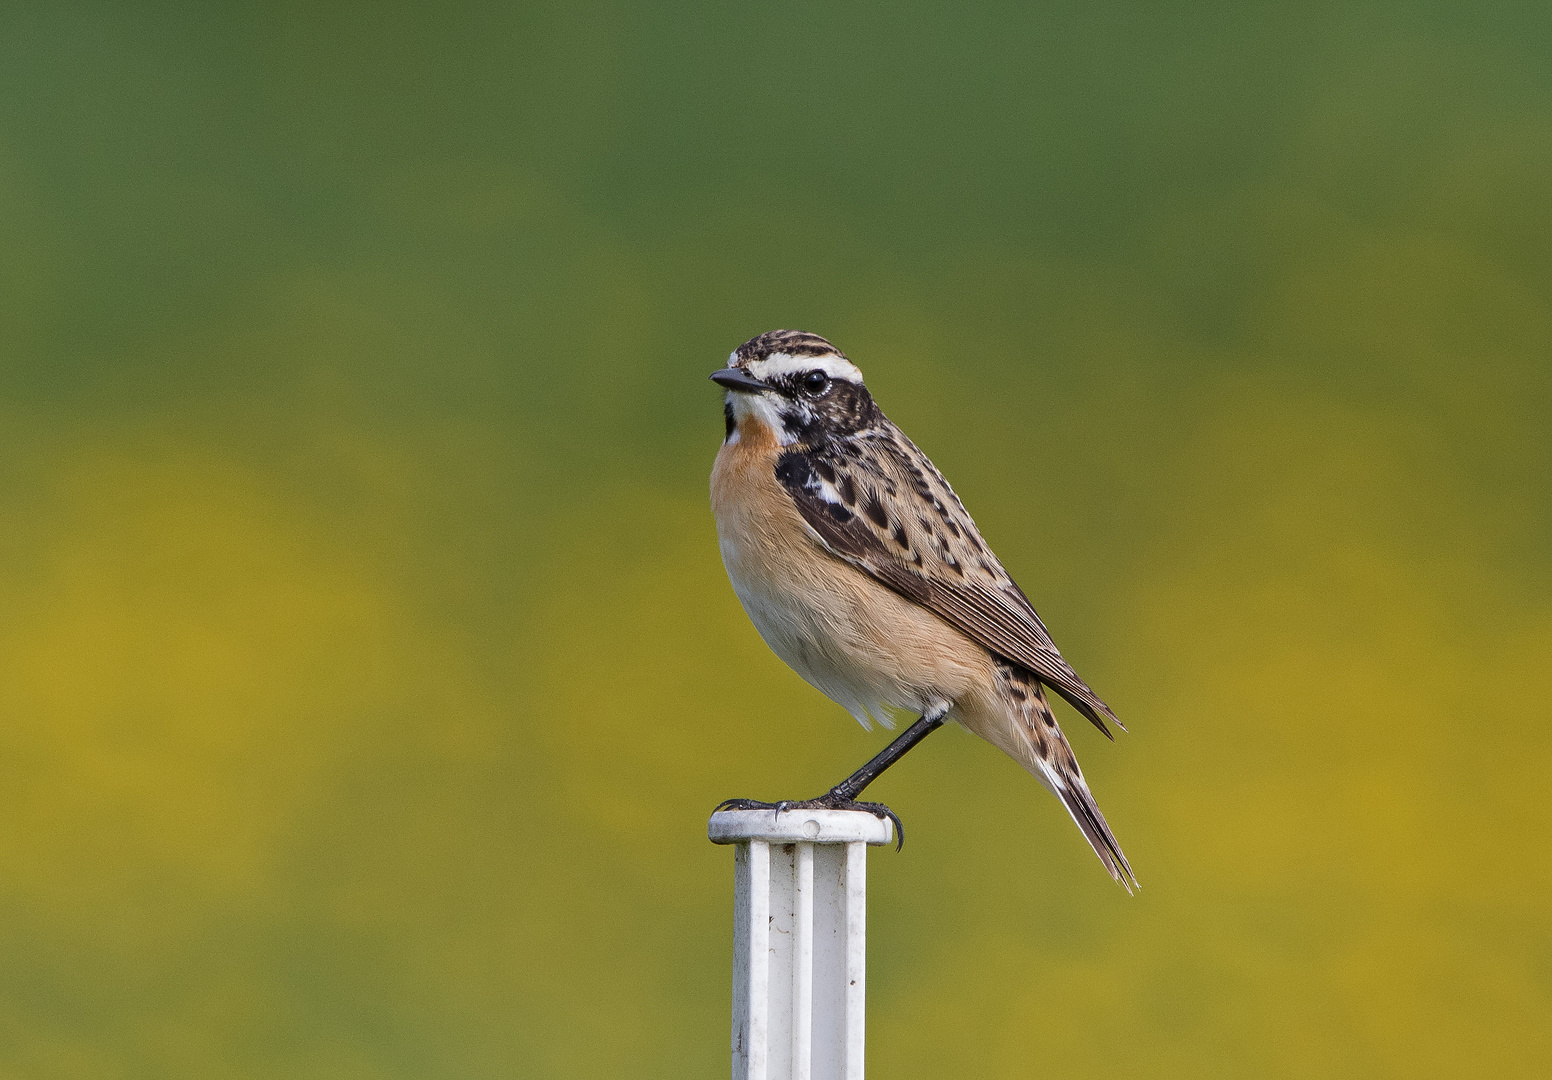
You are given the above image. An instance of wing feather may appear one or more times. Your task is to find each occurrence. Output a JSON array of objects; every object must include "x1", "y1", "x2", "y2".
[{"x1": 774, "y1": 436, "x2": 1122, "y2": 738}]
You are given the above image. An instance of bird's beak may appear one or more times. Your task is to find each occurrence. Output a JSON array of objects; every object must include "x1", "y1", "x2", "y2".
[{"x1": 710, "y1": 367, "x2": 771, "y2": 394}]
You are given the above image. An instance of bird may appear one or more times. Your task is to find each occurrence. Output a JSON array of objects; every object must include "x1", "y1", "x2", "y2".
[{"x1": 709, "y1": 329, "x2": 1136, "y2": 890}]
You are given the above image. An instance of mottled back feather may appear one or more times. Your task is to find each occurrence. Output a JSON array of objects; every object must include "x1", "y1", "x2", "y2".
[{"x1": 773, "y1": 426, "x2": 1123, "y2": 739}]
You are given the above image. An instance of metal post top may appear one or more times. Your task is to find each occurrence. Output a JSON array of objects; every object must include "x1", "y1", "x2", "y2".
[{"x1": 709, "y1": 808, "x2": 894, "y2": 846}]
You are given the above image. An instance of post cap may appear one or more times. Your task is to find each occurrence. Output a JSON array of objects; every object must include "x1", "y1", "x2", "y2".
[{"x1": 708, "y1": 808, "x2": 894, "y2": 846}]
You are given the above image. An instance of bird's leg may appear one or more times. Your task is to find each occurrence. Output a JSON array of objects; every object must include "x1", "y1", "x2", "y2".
[
  {"x1": 715, "y1": 703, "x2": 950, "y2": 849},
  {"x1": 823, "y1": 704, "x2": 949, "y2": 802}
]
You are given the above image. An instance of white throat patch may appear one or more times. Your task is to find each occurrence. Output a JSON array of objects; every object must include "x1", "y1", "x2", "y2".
[{"x1": 727, "y1": 390, "x2": 799, "y2": 445}]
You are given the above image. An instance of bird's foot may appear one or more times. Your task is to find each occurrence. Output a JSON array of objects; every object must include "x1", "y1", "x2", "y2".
[
  {"x1": 712, "y1": 797, "x2": 782, "y2": 813},
  {"x1": 712, "y1": 794, "x2": 906, "y2": 851}
]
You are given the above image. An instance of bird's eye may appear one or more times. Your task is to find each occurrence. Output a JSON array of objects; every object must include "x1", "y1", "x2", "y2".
[{"x1": 801, "y1": 370, "x2": 830, "y2": 394}]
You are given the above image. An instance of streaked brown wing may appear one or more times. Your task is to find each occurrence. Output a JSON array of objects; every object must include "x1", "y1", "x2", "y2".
[{"x1": 774, "y1": 437, "x2": 1122, "y2": 738}]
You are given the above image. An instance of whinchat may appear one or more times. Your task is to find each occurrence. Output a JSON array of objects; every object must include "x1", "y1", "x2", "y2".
[{"x1": 710, "y1": 330, "x2": 1135, "y2": 889}]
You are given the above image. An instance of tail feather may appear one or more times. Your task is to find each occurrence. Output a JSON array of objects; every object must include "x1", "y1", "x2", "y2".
[
  {"x1": 1000, "y1": 666, "x2": 1137, "y2": 892},
  {"x1": 1051, "y1": 766, "x2": 1138, "y2": 893}
]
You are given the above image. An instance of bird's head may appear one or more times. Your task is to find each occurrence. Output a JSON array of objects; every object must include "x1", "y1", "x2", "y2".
[{"x1": 711, "y1": 330, "x2": 880, "y2": 446}]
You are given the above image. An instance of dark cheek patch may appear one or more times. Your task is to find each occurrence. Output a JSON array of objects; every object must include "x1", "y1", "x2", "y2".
[{"x1": 724, "y1": 400, "x2": 735, "y2": 440}]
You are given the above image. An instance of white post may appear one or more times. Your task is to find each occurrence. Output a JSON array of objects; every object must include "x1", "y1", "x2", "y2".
[{"x1": 709, "y1": 808, "x2": 893, "y2": 1080}]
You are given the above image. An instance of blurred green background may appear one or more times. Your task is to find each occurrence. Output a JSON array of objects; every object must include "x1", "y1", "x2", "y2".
[{"x1": 2, "y1": 2, "x2": 1549, "y2": 1077}]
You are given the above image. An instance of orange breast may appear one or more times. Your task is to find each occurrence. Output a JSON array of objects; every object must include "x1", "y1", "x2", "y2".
[{"x1": 710, "y1": 415, "x2": 782, "y2": 520}]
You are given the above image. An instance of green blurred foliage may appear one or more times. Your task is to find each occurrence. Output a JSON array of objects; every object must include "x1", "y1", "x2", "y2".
[{"x1": 1, "y1": 2, "x2": 1549, "y2": 1077}]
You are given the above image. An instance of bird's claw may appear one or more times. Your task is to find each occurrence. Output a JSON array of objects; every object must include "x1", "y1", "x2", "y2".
[
  {"x1": 712, "y1": 798, "x2": 779, "y2": 814},
  {"x1": 709, "y1": 797, "x2": 797, "y2": 825}
]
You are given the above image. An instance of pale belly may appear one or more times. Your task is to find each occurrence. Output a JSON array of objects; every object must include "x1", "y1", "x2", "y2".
[
  {"x1": 718, "y1": 529, "x2": 916, "y2": 729},
  {"x1": 713, "y1": 493, "x2": 991, "y2": 730}
]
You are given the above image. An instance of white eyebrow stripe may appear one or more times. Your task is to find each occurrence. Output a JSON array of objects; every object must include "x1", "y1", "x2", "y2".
[{"x1": 747, "y1": 352, "x2": 864, "y2": 384}]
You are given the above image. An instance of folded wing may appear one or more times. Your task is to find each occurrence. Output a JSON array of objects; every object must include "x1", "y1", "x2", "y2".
[{"x1": 774, "y1": 436, "x2": 1123, "y2": 739}]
